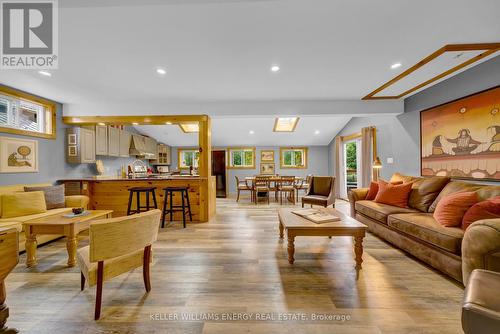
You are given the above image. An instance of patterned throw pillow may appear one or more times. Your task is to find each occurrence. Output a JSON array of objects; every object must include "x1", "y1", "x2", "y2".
[{"x1": 24, "y1": 184, "x2": 66, "y2": 210}]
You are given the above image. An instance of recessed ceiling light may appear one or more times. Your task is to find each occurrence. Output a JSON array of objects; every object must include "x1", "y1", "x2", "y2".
[
  {"x1": 165, "y1": 121, "x2": 172, "y2": 125},
  {"x1": 38, "y1": 70, "x2": 51, "y2": 77},
  {"x1": 314, "y1": 130, "x2": 320, "y2": 135},
  {"x1": 98, "y1": 122, "x2": 106, "y2": 126},
  {"x1": 390, "y1": 63, "x2": 402, "y2": 69},
  {"x1": 249, "y1": 130, "x2": 255, "y2": 134},
  {"x1": 270, "y1": 65, "x2": 280, "y2": 72},
  {"x1": 132, "y1": 122, "x2": 139, "y2": 125},
  {"x1": 156, "y1": 68, "x2": 166, "y2": 75},
  {"x1": 273, "y1": 117, "x2": 299, "y2": 132}
]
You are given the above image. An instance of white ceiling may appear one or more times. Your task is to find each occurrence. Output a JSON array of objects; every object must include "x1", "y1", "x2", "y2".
[
  {"x1": 134, "y1": 115, "x2": 351, "y2": 146},
  {"x1": 1, "y1": 0, "x2": 499, "y2": 106}
]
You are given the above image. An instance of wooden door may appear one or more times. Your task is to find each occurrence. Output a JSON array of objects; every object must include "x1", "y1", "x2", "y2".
[{"x1": 212, "y1": 150, "x2": 226, "y2": 198}]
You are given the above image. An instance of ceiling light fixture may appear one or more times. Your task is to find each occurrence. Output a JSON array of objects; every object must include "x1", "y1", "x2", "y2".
[
  {"x1": 132, "y1": 122, "x2": 139, "y2": 125},
  {"x1": 179, "y1": 123, "x2": 199, "y2": 133},
  {"x1": 249, "y1": 130, "x2": 255, "y2": 134},
  {"x1": 270, "y1": 65, "x2": 280, "y2": 72},
  {"x1": 273, "y1": 117, "x2": 299, "y2": 132},
  {"x1": 390, "y1": 62, "x2": 402, "y2": 69},
  {"x1": 38, "y1": 70, "x2": 51, "y2": 77},
  {"x1": 156, "y1": 68, "x2": 166, "y2": 75},
  {"x1": 97, "y1": 122, "x2": 106, "y2": 126},
  {"x1": 165, "y1": 121, "x2": 172, "y2": 125},
  {"x1": 314, "y1": 130, "x2": 320, "y2": 135}
]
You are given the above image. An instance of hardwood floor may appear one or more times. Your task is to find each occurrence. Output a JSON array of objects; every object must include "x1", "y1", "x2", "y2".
[{"x1": 5, "y1": 196, "x2": 464, "y2": 333}]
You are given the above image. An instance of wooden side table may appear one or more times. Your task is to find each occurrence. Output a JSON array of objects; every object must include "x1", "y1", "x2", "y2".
[{"x1": 0, "y1": 228, "x2": 19, "y2": 334}]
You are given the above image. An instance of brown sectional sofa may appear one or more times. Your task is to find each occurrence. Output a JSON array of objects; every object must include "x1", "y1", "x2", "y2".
[{"x1": 348, "y1": 173, "x2": 500, "y2": 284}]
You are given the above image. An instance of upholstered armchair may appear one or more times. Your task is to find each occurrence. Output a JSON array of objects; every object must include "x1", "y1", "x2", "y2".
[
  {"x1": 301, "y1": 176, "x2": 335, "y2": 208},
  {"x1": 77, "y1": 209, "x2": 161, "y2": 320}
]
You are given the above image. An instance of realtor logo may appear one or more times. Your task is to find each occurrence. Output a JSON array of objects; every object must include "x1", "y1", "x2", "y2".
[{"x1": 1, "y1": 0, "x2": 58, "y2": 69}]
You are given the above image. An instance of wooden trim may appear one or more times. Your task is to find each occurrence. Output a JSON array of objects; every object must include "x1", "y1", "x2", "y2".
[
  {"x1": 227, "y1": 147, "x2": 256, "y2": 169},
  {"x1": 0, "y1": 84, "x2": 57, "y2": 139},
  {"x1": 177, "y1": 148, "x2": 199, "y2": 169},
  {"x1": 273, "y1": 117, "x2": 300, "y2": 132},
  {"x1": 340, "y1": 132, "x2": 362, "y2": 142},
  {"x1": 62, "y1": 115, "x2": 207, "y2": 125},
  {"x1": 279, "y1": 147, "x2": 308, "y2": 169},
  {"x1": 363, "y1": 43, "x2": 500, "y2": 100}
]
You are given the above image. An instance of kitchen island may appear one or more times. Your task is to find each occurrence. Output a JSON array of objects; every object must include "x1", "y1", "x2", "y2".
[{"x1": 59, "y1": 176, "x2": 216, "y2": 222}]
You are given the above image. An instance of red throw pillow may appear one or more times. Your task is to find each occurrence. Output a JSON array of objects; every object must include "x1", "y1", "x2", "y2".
[
  {"x1": 366, "y1": 180, "x2": 403, "y2": 200},
  {"x1": 462, "y1": 196, "x2": 500, "y2": 231},
  {"x1": 374, "y1": 181, "x2": 413, "y2": 208},
  {"x1": 433, "y1": 191, "x2": 478, "y2": 227}
]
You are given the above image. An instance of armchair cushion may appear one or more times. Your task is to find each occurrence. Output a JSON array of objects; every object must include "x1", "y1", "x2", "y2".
[
  {"x1": 77, "y1": 245, "x2": 149, "y2": 287},
  {"x1": 312, "y1": 176, "x2": 333, "y2": 196}
]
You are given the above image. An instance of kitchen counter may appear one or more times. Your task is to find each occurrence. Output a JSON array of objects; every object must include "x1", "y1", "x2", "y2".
[{"x1": 59, "y1": 176, "x2": 216, "y2": 222}]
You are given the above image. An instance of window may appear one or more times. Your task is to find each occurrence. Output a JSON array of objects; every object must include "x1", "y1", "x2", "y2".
[
  {"x1": 228, "y1": 147, "x2": 255, "y2": 168},
  {"x1": 280, "y1": 147, "x2": 308, "y2": 168},
  {"x1": 178, "y1": 149, "x2": 199, "y2": 169},
  {"x1": 0, "y1": 86, "x2": 55, "y2": 139}
]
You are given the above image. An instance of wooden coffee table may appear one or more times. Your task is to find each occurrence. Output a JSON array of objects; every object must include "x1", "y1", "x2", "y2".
[
  {"x1": 278, "y1": 208, "x2": 367, "y2": 272},
  {"x1": 23, "y1": 210, "x2": 113, "y2": 267}
]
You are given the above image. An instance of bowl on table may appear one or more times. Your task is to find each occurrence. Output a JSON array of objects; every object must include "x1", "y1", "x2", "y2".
[{"x1": 72, "y1": 207, "x2": 85, "y2": 215}]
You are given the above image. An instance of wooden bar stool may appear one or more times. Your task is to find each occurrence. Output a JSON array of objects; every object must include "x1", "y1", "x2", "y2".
[
  {"x1": 161, "y1": 187, "x2": 192, "y2": 228},
  {"x1": 127, "y1": 187, "x2": 158, "y2": 215}
]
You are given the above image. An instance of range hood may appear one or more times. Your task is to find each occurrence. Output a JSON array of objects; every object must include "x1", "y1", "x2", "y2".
[{"x1": 129, "y1": 134, "x2": 155, "y2": 158}]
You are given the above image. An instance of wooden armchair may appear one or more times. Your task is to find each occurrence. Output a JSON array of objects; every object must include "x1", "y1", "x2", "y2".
[
  {"x1": 302, "y1": 176, "x2": 335, "y2": 208},
  {"x1": 77, "y1": 209, "x2": 161, "y2": 320}
]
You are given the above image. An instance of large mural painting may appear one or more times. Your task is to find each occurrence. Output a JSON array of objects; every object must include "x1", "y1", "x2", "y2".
[{"x1": 421, "y1": 86, "x2": 500, "y2": 181}]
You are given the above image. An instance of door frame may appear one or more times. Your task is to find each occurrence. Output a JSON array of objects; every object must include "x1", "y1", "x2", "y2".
[{"x1": 212, "y1": 148, "x2": 228, "y2": 198}]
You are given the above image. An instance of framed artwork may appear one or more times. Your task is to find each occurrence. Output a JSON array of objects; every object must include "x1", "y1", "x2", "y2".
[
  {"x1": 261, "y1": 150, "x2": 274, "y2": 162},
  {"x1": 0, "y1": 136, "x2": 39, "y2": 173},
  {"x1": 420, "y1": 86, "x2": 500, "y2": 181},
  {"x1": 68, "y1": 145, "x2": 77, "y2": 156},
  {"x1": 260, "y1": 162, "x2": 275, "y2": 175},
  {"x1": 68, "y1": 134, "x2": 77, "y2": 145}
]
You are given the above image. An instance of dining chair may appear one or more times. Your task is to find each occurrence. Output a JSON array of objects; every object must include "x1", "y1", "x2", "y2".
[
  {"x1": 295, "y1": 174, "x2": 312, "y2": 200},
  {"x1": 253, "y1": 176, "x2": 271, "y2": 204},
  {"x1": 279, "y1": 176, "x2": 296, "y2": 205},
  {"x1": 77, "y1": 209, "x2": 161, "y2": 320},
  {"x1": 235, "y1": 176, "x2": 252, "y2": 202}
]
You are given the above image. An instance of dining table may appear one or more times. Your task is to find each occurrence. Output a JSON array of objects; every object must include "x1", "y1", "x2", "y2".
[{"x1": 244, "y1": 176, "x2": 305, "y2": 204}]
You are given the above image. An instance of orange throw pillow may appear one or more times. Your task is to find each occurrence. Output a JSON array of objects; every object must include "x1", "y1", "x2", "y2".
[
  {"x1": 366, "y1": 180, "x2": 403, "y2": 200},
  {"x1": 462, "y1": 196, "x2": 500, "y2": 231},
  {"x1": 433, "y1": 191, "x2": 478, "y2": 227},
  {"x1": 374, "y1": 180, "x2": 413, "y2": 208}
]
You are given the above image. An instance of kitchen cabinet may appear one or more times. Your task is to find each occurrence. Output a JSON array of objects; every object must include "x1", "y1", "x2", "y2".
[
  {"x1": 108, "y1": 126, "x2": 120, "y2": 157},
  {"x1": 66, "y1": 127, "x2": 95, "y2": 163},
  {"x1": 153, "y1": 144, "x2": 171, "y2": 165},
  {"x1": 95, "y1": 125, "x2": 108, "y2": 155},
  {"x1": 119, "y1": 129, "x2": 131, "y2": 157}
]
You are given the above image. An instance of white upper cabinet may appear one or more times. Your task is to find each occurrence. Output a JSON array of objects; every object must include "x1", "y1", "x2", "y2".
[
  {"x1": 108, "y1": 126, "x2": 120, "y2": 157},
  {"x1": 95, "y1": 125, "x2": 108, "y2": 156},
  {"x1": 119, "y1": 129, "x2": 131, "y2": 157}
]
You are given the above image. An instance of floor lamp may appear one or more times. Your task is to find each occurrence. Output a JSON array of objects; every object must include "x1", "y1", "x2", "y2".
[{"x1": 372, "y1": 157, "x2": 382, "y2": 181}]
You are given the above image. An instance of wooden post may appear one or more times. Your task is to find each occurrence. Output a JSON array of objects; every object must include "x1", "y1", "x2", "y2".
[{"x1": 198, "y1": 116, "x2": 216, "y2": 222}]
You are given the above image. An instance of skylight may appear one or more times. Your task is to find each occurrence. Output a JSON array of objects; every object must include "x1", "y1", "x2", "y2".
[
  {"x1": 273, "y1": 117, "x2": 299, "y2": 132},
  {"x1": 179, "y1": 123, "x2": 199, "y2": 133}
]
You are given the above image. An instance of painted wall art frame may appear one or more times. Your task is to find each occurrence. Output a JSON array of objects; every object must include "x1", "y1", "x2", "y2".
[
  {"x1": 420, "y1": 86, "x2": 499, "y2": 181},
  {"x1": 0, "y1": 136, "x2": 39, "y2": 173},
  {"x1": 260, "y1": 162, "x2": 275, "y2": 175},
  {"x1": 260, "y1": 150, "x2": 275, "y2": 162}
]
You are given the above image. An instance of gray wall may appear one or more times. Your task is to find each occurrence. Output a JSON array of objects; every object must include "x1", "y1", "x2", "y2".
[
  {"x1": 329, "y1": 55, "x2": 500, "y2": 181},
  {"x1": 171, "y1": 146, "x2": 330, "y2": 194}
]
